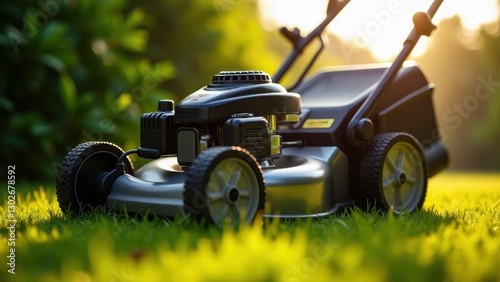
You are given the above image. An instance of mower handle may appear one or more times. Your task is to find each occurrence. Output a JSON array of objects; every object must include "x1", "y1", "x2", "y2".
[
  {"x1": 346, "y1": 0, "x2": 444, "y2": 147},
  {"x1": 273, "y1": 0, "x2": 350, "y2": 87}
]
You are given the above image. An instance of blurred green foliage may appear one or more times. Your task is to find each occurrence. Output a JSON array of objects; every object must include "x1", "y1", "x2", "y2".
[
  {"x1": 416, "y1": 13, "x2": 500, "y2": 170},
  {"x1": 0, "y1": 0, "x2": 174, "y2": 180},
  {"x1": 472, "y1": 19, "x2": 500, "y2": 167},
  {"x1": 128, "y1": 0, "x2": 280, "y2": 95}
]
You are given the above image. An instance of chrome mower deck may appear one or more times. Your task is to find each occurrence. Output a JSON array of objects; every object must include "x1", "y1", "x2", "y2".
[{"x1": 107, "y1": 146, "x2": 354, "y2": 219}]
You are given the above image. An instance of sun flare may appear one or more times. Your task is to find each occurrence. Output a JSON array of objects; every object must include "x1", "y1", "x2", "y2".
[{"x1": 259, "y1": 0, "x2": 499, "y2": 61}]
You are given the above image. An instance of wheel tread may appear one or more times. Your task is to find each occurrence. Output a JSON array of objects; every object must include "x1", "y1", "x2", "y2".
[
  {"x1": 184, "y1": 146, "x2": 265, "y2": 225},
  {"x1": 55, "y1": 141, "x2": 133, "y2": 215},
  {"x1": 359, "y1": 132, "x2": 427, "y2": 213}
]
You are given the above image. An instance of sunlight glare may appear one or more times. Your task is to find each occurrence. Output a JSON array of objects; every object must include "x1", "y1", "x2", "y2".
[{"x1": 259, "y1": 0, "x2": 500, "y2": 61}]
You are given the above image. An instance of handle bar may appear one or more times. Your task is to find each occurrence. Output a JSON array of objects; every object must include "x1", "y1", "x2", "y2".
[
  {"x1": 273, "y1": 0, "x2": 350, "y2": 86},
  {"x1": 346, "y1": 0, "x2": 444, "y2": 147}
]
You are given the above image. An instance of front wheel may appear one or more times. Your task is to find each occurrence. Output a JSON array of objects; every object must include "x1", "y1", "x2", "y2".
[
  {"x1": 56, "y1": 141, "x2": 134, "y2": 215},
  {"x1": 184, "y1": 146, "x2": 265, "y2": 227},
  {"x1": 359, "y1": 132, "x2": 427, "y2": 213}
]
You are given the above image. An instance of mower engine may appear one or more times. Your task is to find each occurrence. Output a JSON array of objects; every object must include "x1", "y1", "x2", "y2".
[{"x1": 139, "y1": 70, "x2": 301, "y2": 166}]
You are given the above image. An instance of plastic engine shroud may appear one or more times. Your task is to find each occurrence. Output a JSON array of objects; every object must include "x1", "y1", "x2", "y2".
[{"x1": 175, "y1": 71, "x2": 301, "y2": 122}]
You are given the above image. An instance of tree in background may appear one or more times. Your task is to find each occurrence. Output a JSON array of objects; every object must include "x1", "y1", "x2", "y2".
[
  {"x1": 129, "y1": 0, "x2": 281, "y2": 96},
  {"x1": 0, "y1": 0, "x2": 174, "y2": 180},
  {"x1": 416, "y1": 12, "x2": 500, "y2": 170},
  {"x1": 472, "y1": 10, "x2": 500, "y2": 169}
]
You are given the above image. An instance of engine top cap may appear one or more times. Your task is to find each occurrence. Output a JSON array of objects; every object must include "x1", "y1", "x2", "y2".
[{"x1": 211, "y1": 70, "x2": 271, "y2": 85}]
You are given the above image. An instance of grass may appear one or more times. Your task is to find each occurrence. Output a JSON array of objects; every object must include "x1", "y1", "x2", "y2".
[{"x1": 1, "y1": 173, "x2": 499, "y2": 282}]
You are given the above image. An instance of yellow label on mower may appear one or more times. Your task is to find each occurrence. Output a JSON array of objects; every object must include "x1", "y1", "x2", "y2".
[{"x1": 302, "y1": 119, "x2": 335, "y2": 129}]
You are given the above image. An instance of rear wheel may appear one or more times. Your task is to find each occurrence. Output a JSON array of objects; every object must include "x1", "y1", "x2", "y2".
[
  {"x1": 184, "y1": 146, "x2": 265, "y2": 227},
  {"x1": 56, "y1": 141, "x2": 134, "y2": 215},
  {"x1": 359, "y1": 133, "x2": 427, "y2": 213}
]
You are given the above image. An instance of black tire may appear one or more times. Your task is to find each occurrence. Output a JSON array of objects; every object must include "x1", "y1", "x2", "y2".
[
  {"x1": 359, "y1": 132, "x2": 427, "y2": 213},
  {"x1": 56, "y1": 141, "x2": 134, "y2": 215},
  {"x1": 184, "y1": 146, "x2": 265, "y2": 227}
]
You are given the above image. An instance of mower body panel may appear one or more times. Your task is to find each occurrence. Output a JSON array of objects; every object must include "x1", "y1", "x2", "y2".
[
  {"x1": 107, "y1": 146, "x2": 353, "y2": 218},
  {"x1": 107, "y1": 173, "x2": 185, "y2": 216}
]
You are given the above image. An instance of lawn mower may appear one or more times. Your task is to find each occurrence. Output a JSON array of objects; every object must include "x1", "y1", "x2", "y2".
[{"x1": 56, "y1": 0, "x2": 449, "y2": 226}]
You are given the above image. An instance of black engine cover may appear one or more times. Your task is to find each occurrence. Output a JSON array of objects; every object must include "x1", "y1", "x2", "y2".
[{"x1": 175, "y1": 71, "x2": 301, "y2": 122}]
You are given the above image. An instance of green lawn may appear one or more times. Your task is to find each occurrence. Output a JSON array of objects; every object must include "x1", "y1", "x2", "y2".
[{"x1": 1, "y1": 173, "x2": 499, "y2": 281}]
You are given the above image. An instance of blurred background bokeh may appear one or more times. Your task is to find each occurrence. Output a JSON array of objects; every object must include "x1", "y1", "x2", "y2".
[{"x1": 1, "y1": 0, "x2": 499, "y2": 181}]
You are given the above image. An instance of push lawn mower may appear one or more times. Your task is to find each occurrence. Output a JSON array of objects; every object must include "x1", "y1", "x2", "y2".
[{"x1": 56, "y1": 0, "x2": 448, "y2": 226}]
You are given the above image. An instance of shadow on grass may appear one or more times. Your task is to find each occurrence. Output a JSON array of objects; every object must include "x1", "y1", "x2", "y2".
[{"x1": 274, "y1": 205, "x2": 460, "y2": 239}]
